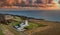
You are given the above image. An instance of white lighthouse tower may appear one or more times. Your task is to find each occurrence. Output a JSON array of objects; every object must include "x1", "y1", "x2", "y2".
[{"x1": 25, "y1": 20, "x2": 29, "y2": 26}]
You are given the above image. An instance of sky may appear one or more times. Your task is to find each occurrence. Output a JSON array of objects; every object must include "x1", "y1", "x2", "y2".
[
  {"x1": 0, "y1": 0, "x2": 60, "y2": 9},
  {"x1": 0, "y1": 0, "x2": 59, "y2": 5}
]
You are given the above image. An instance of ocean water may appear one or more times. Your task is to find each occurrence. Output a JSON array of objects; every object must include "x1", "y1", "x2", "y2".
[{"x1": 0, "y1": 10, "x2": 60, "y2": 22}]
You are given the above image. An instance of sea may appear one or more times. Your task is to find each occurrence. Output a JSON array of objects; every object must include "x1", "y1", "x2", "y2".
[{"x1": 0, "y1": 9, "x2": 60, "y2": 22}]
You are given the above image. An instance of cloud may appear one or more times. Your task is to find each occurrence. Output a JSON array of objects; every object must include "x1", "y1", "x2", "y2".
[
  {"x1": 0, "y1": 0, "x2": 16, "y2": 6},
  {"x1": 0, "y1": 0, "x2": 58, "y2": 8}
]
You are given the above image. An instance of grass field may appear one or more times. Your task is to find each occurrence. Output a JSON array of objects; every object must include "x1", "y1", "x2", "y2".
[
  {"x1": 12, "y1": 22, "x2": 20, "y2": 26},
  {"x1": 1, "y1": 24, "x2": 21, "y2": 35},
  {"x1": 14, "y1": 16, "x2": 21, "y2": 21},
  {"x1": 11, "y1": 21, "x2": 46, "y2": 30},
  {"x1": 0, "y1": 27, "x2": 4, "y2": 35},
  {"x1": 24, "y1": 22, "x2": 47, "y2": 29}
]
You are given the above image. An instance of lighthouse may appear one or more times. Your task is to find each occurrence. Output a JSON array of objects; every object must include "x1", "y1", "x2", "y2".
[{"x1": 25, "y1": 20, "x2": 29, "y2": 26}]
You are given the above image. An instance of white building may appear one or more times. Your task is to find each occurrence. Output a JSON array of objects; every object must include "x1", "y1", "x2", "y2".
[{"x1": 17, "y1": 20, "x2": 29, "y2": 31}]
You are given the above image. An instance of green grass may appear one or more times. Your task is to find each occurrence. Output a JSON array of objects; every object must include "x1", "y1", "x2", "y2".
[
  {"x1": 0, "y1": 27, "x2": 4, "y2": 35},
  {"x1": 12, "y1": 21, "x2": 47, "y2": 30},
  {"x1": 2, "y1": 24, "x2": 21, "y2": 35},
  {"x1": 14, "y1": 16, "x2": 21, "y2": 21},
  {"x1": 12, "y1": 16, "x2": 22, "y2": 26},
  {"x1": 12, "y1": 22, "x2": 21, "y2": 26},
  {"x1": 24, "y1": 22, "x2": 47, "y2": 29}
]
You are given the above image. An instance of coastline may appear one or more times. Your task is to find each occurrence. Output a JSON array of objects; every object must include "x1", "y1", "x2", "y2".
[
  {"x1": 0, "y1": 14, "x2": 60, "y2": 22},
  {"x1": 0, "y1": 14, "x2": 60, "y2": 35}
]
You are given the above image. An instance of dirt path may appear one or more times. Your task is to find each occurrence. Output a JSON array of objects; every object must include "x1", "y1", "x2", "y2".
[{"x1": 0, "y1": 24, "x2": 14, "y2": 35}]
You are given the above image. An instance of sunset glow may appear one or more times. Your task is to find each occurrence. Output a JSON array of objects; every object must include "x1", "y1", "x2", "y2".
[{"x1": 0, "y1": 0, "x2": 60, "y2": 10}]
